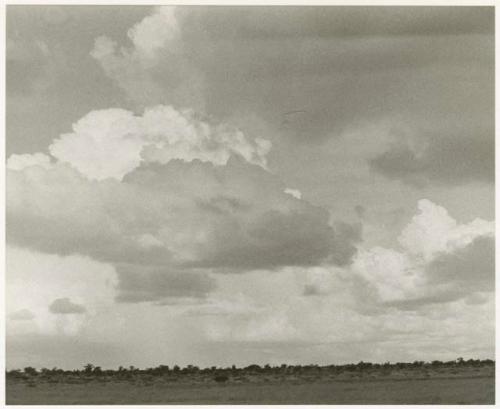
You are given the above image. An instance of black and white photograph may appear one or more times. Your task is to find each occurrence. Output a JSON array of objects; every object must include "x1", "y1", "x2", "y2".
[{"x1": 4, "y1": 3, "x2": 496, "y2": 404}]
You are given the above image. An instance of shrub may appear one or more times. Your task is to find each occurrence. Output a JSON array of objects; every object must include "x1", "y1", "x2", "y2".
[
  {"x1": 214, "y1": 374, "x2": 229, "y2": 383},
  {"x1": 24, "y1": 367, "x2": 38, "y2": 376}
]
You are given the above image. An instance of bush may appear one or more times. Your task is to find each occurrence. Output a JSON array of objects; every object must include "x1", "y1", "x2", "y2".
[
  {"x1": 24, "y1": 367, "x2": 38, "y2": 376},
  {"x1": 214, "y1": 374, "x2": 229, "y2": 383}
]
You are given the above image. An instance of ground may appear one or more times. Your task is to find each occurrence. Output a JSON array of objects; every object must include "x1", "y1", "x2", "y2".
[{"x1": 6, "y1": 363, "x2": 495, "y2": 404}]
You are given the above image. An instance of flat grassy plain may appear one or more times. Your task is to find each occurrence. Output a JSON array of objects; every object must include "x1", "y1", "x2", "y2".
[{"x1": 6, "y1": 363, "x2": 494, "y2": 404}]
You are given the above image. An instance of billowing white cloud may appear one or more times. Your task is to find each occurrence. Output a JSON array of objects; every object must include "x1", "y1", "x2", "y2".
[
  {"x1": 399, "y1": 199, "x2": 494, "y2": 261},
  {"x1": 49, "y1": 105, "x2": 271, "y2": 181},
  {"x1": 352, "y1": 199, "x2": 494, "y2": 308},
  {"x1": 6, "y1": 73, "x2": 359, "y2": 275},
  {"x1": 127, "y1": 6, "x2": 179, "y2": 58}
]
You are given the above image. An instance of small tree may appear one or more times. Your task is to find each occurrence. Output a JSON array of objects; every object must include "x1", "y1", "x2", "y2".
[
  {"x1": 158, "y1": 365, "x2": 169, "y2": 375},
  {"x1": 24, "y1": 367, "x2": 38, "y2": 376}
]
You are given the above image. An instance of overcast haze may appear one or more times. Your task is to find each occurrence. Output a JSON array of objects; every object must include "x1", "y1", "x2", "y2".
[{"x1": 6, "y1": 5, "x2": 494, "y2": 369}]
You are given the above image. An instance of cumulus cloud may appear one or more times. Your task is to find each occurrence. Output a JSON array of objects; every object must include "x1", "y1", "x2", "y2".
[
  {"x1": 91, "y1": 6, "x2": 204, "y2": 109},
  {"x1": 7, "y1": 103, "x2": 361, "y2": 305},
  {"x1": 398, "y1": 199, "x2": 493, "y2": 261},
  {"x1": 48, "y1": 105, "x2": 271, "y2": 181},
  {"x1": 7, "y1": 157, "x2": 360, "y2": 273},
  {"x1": 126, "y1": 6, "x2": 179, "y2": 58},
  {"x1": 49, "y1": 298, "x2": 87, "y2": 314},
  {"x1": 352, "y1": 199, "x2": 494, "y2": 309}
]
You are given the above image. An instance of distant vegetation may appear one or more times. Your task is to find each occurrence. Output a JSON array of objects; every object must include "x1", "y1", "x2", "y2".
[
  {"x1": 6, "y1": 358, "x2": 494, "y2": 385},
  {"x1": 6, "y1": 358, "x2": 495, "y2": 404}
]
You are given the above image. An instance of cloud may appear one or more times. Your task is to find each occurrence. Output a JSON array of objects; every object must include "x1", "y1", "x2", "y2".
[
  {"x1": 6, "y1": 246, "x2": 117, "y2": 336},
  {"x1": 352, "y1": 199, "x2": 494, "y2": 309},
  {"x1": 126, "y1": 6, "x2": 179, "y2": 58},
  {"x1": 179, "y1": 19, "x2": 492, "y2": 144},
  {"x1": 9, "y1": 309, "x2": 35, "y2": 321},
  {"x1": 7, "y1": 153, "x2": 52, "y2": 171},
  {"x1": 398, "y1": 199, "x2": 493, "y2": 261},
  {"x1": 184, "y1": 7, "x2": 493, "y2": 40},
  {"x1": 48, "y1": 105, "x2": 271, "y2": 181},
  {"x1": 5, "y1": 6, "x2": 495, "y2": 369},
  {"x1": 284, "y1": 188, "x2": 302, "y2": 199},
  {"x1": 115, "y1": 265, "x2": 216, "y2": 303},
  {"x1": 352, "y1": 246, "x2": 418, "y2": 304},
  {"x1": 8, "y1": 144, "x2": 360, "y2": 273},
  {"x1": 91, "y1": 6, "x2": 205, "y2": 109},
  {"x1": 49, "y1": 298, "x2": 87, "y2": 314},
  {"x1": 426, "y1": 236, "x2": 494, "y2": 290},
  {"x1": 196, "y1": 264, "x2": 493, "y2": 364},
  {"x1": 370, "y1": 124, "x2": 494, "y2": 186}
]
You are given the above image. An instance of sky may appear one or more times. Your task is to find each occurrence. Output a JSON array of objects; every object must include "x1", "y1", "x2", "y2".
[{"x1": 5, "y1": 5, "x2": 495, "y2": 370}]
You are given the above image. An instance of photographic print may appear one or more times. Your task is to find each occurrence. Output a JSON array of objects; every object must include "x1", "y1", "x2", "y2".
[{"x1": 5, "y1": 4, "x2": 495, "y2": 405}]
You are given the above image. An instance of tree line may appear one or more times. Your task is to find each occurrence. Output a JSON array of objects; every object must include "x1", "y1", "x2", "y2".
[{"x1": 7, "y1": 357, "x2": 494, "y2": 380}]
